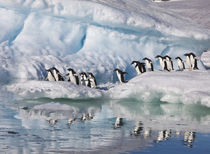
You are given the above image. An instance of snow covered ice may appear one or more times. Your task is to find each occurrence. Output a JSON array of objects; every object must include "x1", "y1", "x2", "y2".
[
  {"x1": 0, "y1": 0, "x2": 209, "y2": 104},
  {"x1": 1, "y1": 0, "x2": 210, "y2": 152}
]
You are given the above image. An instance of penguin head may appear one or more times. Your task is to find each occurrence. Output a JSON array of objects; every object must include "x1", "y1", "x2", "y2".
[
  {"x1": 189, "y1": 52, "x2": 196, "y2": 57},
  {"x1": 143, "y1": 57, "x2": 151, "y2": 62},
  {"x1": 67, "y1": 68, "x2": 76, "y2": 73},
  {"x1": 46, "y1": 69, "x2": 51, "y2": 72},
  {"x1": 175, "y1": 57, "x2": 182, "y2": 60},
  {"x1": 114, "y1": 68, "x2": 119, "y2": 72},
  {"x1": 184, "y1": 53, "x2": 190, "y2": 57},
  {"x1": 80, "y1": 72, "x2": 87, "y2": 78},
  {"x1": 155, "y1": 55, "x2": 162, "y2": 59},
  {"x1": 87, "y1": 72, "x2": 94, "y2": 77},
  {"x1": 131, "y1": 61, "x2": 140, "y2": 67},
  {"x1": 51, "y1": 67, "x2": 59, "y2": 73},
  {"x1": 164, "y1": 55, "x2": 171, "y2": 60},
  {"x1": 114, "y1": 68, "x2": 122, "y2": 73}
]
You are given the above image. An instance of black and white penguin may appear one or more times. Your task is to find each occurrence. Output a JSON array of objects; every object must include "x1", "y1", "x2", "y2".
[
  {"x1": 184, "y1": 131, "x2": 195, "y2": 148},
  {"x1": 131, "y1": 121, "x2": 143, "y2": 136},
  {"x1": 80, "y1": 72, "x2": 91, "y2": 87},
  {"x1": 142, "y1": 57, "x2": 154, "y2": 71},
  {"x1": 189, "y1": 52, "x2": 199, "y2": 70},
  {"x1": 184, "y1": 53, "x2": 192, "y2": 69},
  {"x1": 131, "y1": 61, "x2": 146, "y2": 75},
  {"x1": 114, "y1": 68, "x2": 127, "y2": 83},
  {"x1": 139, "y1": 62, "x2": 146, "y2": 73},
  {"x1": 51, "y1": 67, "x2": 64, "y2": 81},
  {"x1": 66, "y1": 68, "x2": 79, "y2": 85},
  {"x1": 87, "y1": 72, "x2": 97, "y2": 88},
  {"x1": 155, "y1": 55, "x2": 168, "y2": 71},
  {"x1": 164, "y1": 55, "x2": 174, "y2": 71},
  {"x1": 175, "y1": 57, "x2": 185, "y2": 70},
  {"x1": 115, "y1": 117, "x2": 123, "y2": 128},
  {"x1": 156, "y1": 130, "x2": 171, "y2": 142},
  {"x1": 46, "y1": 69, "x2": 56, "y2": 81}
]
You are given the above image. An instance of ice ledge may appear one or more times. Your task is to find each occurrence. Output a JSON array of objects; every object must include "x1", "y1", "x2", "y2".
[
  {"x1": 201, "y1": 49, "x2": 210, "y2": 69},
  {"x1": 109, "y1": 70, "x2": 210, "y2": 107}
]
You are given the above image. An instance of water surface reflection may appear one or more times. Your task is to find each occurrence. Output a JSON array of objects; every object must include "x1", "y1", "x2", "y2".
[{"x1": 1, "y1": 97, "x2": 210, "y2": 153}]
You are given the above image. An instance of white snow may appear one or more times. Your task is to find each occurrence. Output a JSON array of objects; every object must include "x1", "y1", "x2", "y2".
[
  {"x1": 5, "y1": 69, "x2": 210, "y2": 108},
  {"x1": 108, "y1": 70, "x2": 210, "y2": 107},
  {"x1": 6, "y1": 80, "x2": 103, "y2": 99}
]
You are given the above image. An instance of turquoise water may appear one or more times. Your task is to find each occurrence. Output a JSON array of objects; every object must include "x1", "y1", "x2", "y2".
[{"x1": 1, "y1": 88, "x2": 210, "y2": 154}]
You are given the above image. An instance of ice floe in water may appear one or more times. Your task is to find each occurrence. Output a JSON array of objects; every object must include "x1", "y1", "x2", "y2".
[
  {"x1": 6, "y1": 81, "x2": 103, "y2": 99},
  {"x1": 108, "y1": 70, "x2": 210, "y2": 106},
  {"x1": 0, "y1": 0, "x2": 210, "y2": 83},
  {"x1": 5, "y1": 69, "x2": 210, "y2": 107}
]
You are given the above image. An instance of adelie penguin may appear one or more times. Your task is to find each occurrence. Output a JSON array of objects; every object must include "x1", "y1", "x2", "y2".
[
  {"x1": 79, "y1": 72, "x2": 91, "y2": 87},
  {"x1": 114, "y1": 68, "x2": 127, "y2": 83},
  {"x1": 155, "y1": 55, "x2": 168, "y2": 71},
  {"x1": 164, "y1": 55, "x2": 174, "y2": 71},
  {"x1": 175, "y1": 57, "x2": 185, "y2": 71},
  {"x1": 142, "y1": 57, "x2": 154, "y2": 71},
  {"x1": 189, "y1": 52, "x2": 199, "y2": 70},
  {"x1": 51, "y1": 67, "x2": 64, "y2": 81},
  {"x1": 131, "y1": 61, "x2": 146, "y2": 75},
  {"x1": 184, "y1": 53, "x2": 192, "y2": 69},
  {"x1": 87, "y1": 72, "x2": 97, "y2": 88},
  {"x1": 46, "y1": 69, "x2": 56, "y2": 81},
  {"x1": 66, "y1": 68, "x2": 79, "y2": 85}
]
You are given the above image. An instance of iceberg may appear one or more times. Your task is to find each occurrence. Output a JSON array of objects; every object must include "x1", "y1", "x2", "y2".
[
  {"x1": 0, "y1": 0, "x2": 210, "y2": 83},
  {"x1": 0, "y1": 0, "x2": 209, "y2": 107}
]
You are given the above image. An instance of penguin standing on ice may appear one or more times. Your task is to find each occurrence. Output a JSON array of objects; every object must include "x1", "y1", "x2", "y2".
[
  {"x1": 87, "y1": 72, "x2": 97, "y2": 88},
  {"x1": 189, "y1": 52, "x2": 199, "y2": 70},
  {"x1": 66, "y1": 68, "x2": 79, "y2": 85},
  {"x1": 51, "y1": 67, "x2": 64, "y2": 81},
  {"x1": 155, "y1": 55, "x2": 168, "y2": 71},
  {"x1": 184, "y1": 53, "x2": 192, "y2": 69},
  {"x1": 175, "y1": 57, "x2": 185, "y2": 70},
  {"x1": 131, "y1": 61, "x2": 146, "y2": 75},
  {"x1": 164, "y1": 55, "x2": 174, "y2": 71},
  {"x1": 114, "y1": 68, "x2": 127, "y2": 83},
  {"x1": 46, "y1": 69, "x2": 56, "y2": 81},
  {"x1": 142, "y1": 57, "x2": 154, "y2": 71},
  {"x1": 80, "y1": 72, "x2": 91, "y2": 87}
]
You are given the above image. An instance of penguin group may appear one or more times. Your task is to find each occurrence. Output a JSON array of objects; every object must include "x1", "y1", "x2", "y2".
[
  {"x1": 46, "y1": 67, "x2": 97, "y2": 89},
  {"x1": 45, "y1": 52, "x2": 199, "y2": 85},
  {"x1": 114, "y1": 52, "x2": 199, "y2": 83}
]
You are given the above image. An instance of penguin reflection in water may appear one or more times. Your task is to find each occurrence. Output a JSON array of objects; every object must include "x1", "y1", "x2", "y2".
[
  {"x1": 115, "y1": 117, "x2": 123, "y2": 128},
  {"x1": 114, "y1": 68, "x2": 127, "y2": 83}
]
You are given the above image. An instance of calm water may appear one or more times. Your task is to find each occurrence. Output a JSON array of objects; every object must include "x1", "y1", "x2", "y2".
[{"x1": 1, "y1": 88, "x2": 210, "y2": 154}]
